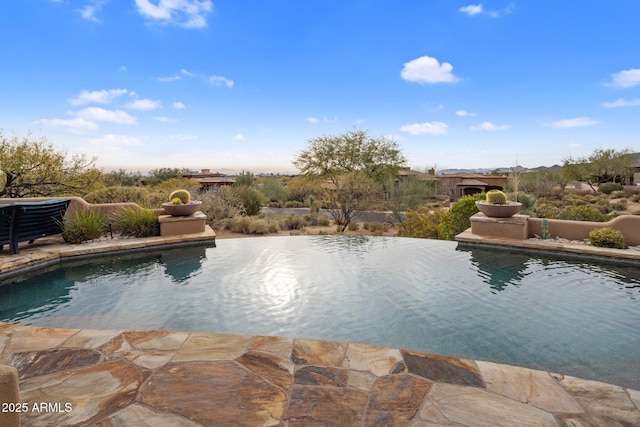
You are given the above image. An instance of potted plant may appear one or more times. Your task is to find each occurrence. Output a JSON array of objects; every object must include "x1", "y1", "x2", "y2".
[
  {"x1": 475, "y1": 190, "x2": 522, "y2": 218},
  {"x1": 161, "y1": 189, "x2": 202, "y2": 216}
]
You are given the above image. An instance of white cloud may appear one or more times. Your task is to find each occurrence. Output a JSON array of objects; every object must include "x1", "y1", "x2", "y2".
[
  {"x1": 125, "y1": 98, "x2": 162, "y2": 110},
  {"x1": 68, "y1": 88, "x2": 128, "y2": 105},
  {"x1": 181, "y1": 68, "x2": 194, "y2": 76},
  {"x1": 73, "y1": 107, "x2": 137, "y2": 124},
  {"x1": 307, "y1": 117, "x2": 319, "y2": 123},
  {"x1": 77, "y1": 1, "x2": 107, "y2": 22},
  {"x1": 35, "y1": 117, "x2": 99, "y2": 131},
  {"x1": 323, "y1": 116, "x2": 338, "y2": 124},
  {"x1": 459, "y1": 4, "x2": 483, "y2": 16},
  {"x1": 400, "y1": 121, "x2": 448, "y2": 135},
  {"x1": 545, "y1": 117, "x2": 600, "y2": 129},
  {"x1": 209, "y1": 75, "x2": 234, "y2": 87},
  {"x1": 89, "y1": 134, "x2": 143, "y2": 147},
  {"x1": 401, "y1": 55, "x2": 458, "y2": 84},
  {"x1": 607, "y1": 68, "x2": 640, "y2": 88},
  {"x1": 119, "y1": 65, "x2": 127, "y2": 72},
  {"x1": 470, "y1": 121, "x2": 510, "y2": 131},
  {"x1": 172, "y1": 102, "x2": 186, "y2": 109},
  {"x1": 153, "y1": 116, "x2": 176, "y2": 122},
  {"x1": 455, "y1": 110, "x2": 476, "y2": 117},
  {"x1": 135, "y1": 0, "x2": 213, "y2": 28},
  {"x1": 157, "y1": 75, "x2": 181, "y2": 82},
  {"x1": 602, "y1": 98, "x2": 640, "y2": 108},
  {"x1": 234, "y1": 134, "x2": 245, "y2": 141}
]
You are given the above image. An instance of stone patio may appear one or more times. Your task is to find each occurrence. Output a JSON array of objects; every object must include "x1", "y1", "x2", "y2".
[{"x1": 0, "y1": 231, "x2": 639, "y2": 426}]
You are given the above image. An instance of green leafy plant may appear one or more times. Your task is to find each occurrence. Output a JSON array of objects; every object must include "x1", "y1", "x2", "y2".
[
  {"x1": 398, "y1": 206, "x2": 445, "y2": 239},
  {"x1": 62, "y1": 209, "x2": 108, "y2": 243},
  {"x1": 557, "y1": 205, "x2": 606, "y2": 222},
  {"x1": 485, "y1": 189, "x2": 508, "y2": 204},
  {"x1": 598, "y1": 182, "x2": 623, "y2": 195},
  {"x1": 234, "y1": 186, "x2": 264, "y2": 216},
  {"x1": 169, "y1": 189, "x2": 191, "y2": 204},
  {"x1": 589, "y1": 227, "x2": 626, "y2": 249},
  {"x1": 113, "y1": 207, "x2": 159, "y2": 237},
  {"x1": 439, "y1": 193, "x2": 484, "y2": 240}
]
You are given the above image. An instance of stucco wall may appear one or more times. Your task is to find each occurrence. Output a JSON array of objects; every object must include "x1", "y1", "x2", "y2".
[{"x1": 528, "y1": 215, "x2": 640, "y2": 246}]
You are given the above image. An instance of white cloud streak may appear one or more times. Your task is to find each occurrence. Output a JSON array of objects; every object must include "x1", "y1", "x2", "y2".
[
  {"x1": 125, "y1": 99, "x2": 162, "y2": 110},
  {"x1": 459, "y1": 4, "x2": 483, "y2": 16},
  {"x1": 135, "y1": 0, "x2": 213, "y2": 28},
  {"x1": 455, "y1": 110, "x2": 476, "y2": 117},
  {"x1": 401, "y1": 55, "x2": 458, "y2": 84},
  {"x1": 470, "y1": 121, "x2": 510, "y2": 131},
  {"x1": 306, "y1": 117, "x2": 319, "y2": 123},
  {"x1": 68, "y1": 88, "x2": 128, "y2": 105},
  {"x1": 607, "y1": 69, "x2": 640, "y2": 88},
  {"x1": 545, "y1": 117, "x2": 600, "y2": 129},
  {"x1": 172, "y1": 102, "x2": 186, "y2": 109},
  {"x1": 89, "y1": 134, "x2": 143, "y2": 147},
  {"x1": 234, "y1": 134, "x2": 245, "y2": 141},
  {"x1": 35, "y1": 117, "x2": 99, "y2": 131},
  {"x1": 209, "y1": 75, "x2": 234, "y2": 87},
  {"x1": 602, "y1": 98, "x2": 640, "y2": 108},
  {"x1": 73, "y1": 107, "x2": 137, "y2": 124},
  {"x1": 400, "y1": 121, "x2": 448, "y2": 135},
  {"x1": 157, "y1": 75, "x2": 181, "y2": 82}
]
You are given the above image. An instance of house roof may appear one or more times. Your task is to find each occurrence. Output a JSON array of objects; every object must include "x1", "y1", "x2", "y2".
[{"x1": 457, "y1": 179, "x2": 489, "y2": 186}]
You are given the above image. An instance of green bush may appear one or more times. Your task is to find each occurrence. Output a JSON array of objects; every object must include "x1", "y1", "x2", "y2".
[
  {"x1": 280, "y1": 214, "x2": 307, "y2": 230},
  {"x1": 62, "y1": 209, "x2": 108, "y2": 243},
  {"x1": 439, "y1": 194, "x2": 484, "y2": 240},
  {"x1": 113, "y1": 207, "x2": 159, "y2": 237},
  {"x1": 234, "y1": 186, "x2": 264, "y2": 216},
  {"x1": 610, "y1": 190, "x2": 626, "y2": 199},
  {"x1": 534, "y1": 204, "x2": 562, "y2": 219},
  {"x1": 398, "y1": 206, "x2": 445, "y2": 239},
  {"x1": 363, "y1": 221, "x2": 389, "y2": 233},
  {"x1": 199, "y1": 187, "x2": 245, "y2": 228},
  {"x1": 598, "y1": 182, "x2": 623, "y2": 195},
  {"x1": 610, "y1": 199, "x2": 627, "y2": 211},
  {"x1": 511, "y1": 192, "x2": 535, "y2": 209},
  {"x1": 84, "y1": 186, "x2": 151, "y2": 206},
  {"x1": 347, "y1": 221, "x2": 360, "y2": 231},
  {"x1": 557, "y1": 205, "x2": 606, "y2": 222},
  {"x1": 318, "y1": 216, "x2": 331, "y2": 226},
  {"x1": 283, "y1": 200, "x2": 306, "y2": 208},
  {"x1": 589, "y1": 227, "x2": 626, "y2": 249}
]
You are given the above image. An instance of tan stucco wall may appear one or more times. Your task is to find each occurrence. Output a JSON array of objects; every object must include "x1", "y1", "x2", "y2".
[{"x1": 528, "y1": 215, "x2": 640, "y2": 246}]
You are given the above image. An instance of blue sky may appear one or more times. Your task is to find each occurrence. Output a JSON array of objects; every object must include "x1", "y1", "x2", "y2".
[{"x1": 1, "y1": 1, "x2": 639, "y2": 173}]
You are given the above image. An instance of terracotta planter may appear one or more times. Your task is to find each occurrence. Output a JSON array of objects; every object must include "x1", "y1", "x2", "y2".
[
  {"x1": 161, "y1": 201, "x2": 202, "y2": 216},
  {"x1": 475, "y1": 201, "x2": 522, "y2": 218}
]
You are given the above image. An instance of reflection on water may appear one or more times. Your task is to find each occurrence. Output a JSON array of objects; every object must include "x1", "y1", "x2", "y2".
[
  {"x1": 1, "y1": 236, "x2": 639, "y2": 389},
  {"x1": 160, "y1": 246, "x2": 207, "y2": 283}
]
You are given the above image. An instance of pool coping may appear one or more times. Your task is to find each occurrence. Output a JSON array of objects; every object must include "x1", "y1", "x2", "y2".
[{"x1": 1, "y1": 231, "x2": 640, "y2": 425}]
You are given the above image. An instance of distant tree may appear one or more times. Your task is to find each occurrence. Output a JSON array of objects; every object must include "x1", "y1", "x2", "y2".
[
  {"x1": 325, "y1": 172, "x2": 381, "y2": 231},
  {"x1": 385, "y1": 175, "x2": 437, "y2": 222},
  {"x1": 293, "y1": 128, "x2": 406, "y2": 185},
  {"x1": 563, "y1": 148, "x2": 634, "y2": 192},
  {"x1": 235, "y1": 171, "x2": 255, "y2": 187},
  {"x1": 259, "y1": 177, "x2": 289, "y2": 202},
  {"x1": 0, "y1": 132, "x2": 100, "y2": 198},
  {"x1": 146, "y1": 167, "x2": 186, "y2": 185},
  {"x1": 293, "y1": 129, "x2": 406, "y2": 229},
  {"x1": 285, "y1": 175, "x2": 322, "y2": 203},
  {"x1": 519, "y1": 168, "x2": 565, "y2": 197},
  {"x1": 103, "y1": 169, "x2": 144, "y2": 187}
]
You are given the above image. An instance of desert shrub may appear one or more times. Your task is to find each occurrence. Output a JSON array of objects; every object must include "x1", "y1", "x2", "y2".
[
  {"x1": 347, "y1": 221, "x2": 360, "y2": 231},
  {"x1": 317, "y1": 216, "x2": 331, "y2": 226},
  {"x1": 589, "y1": 227, "x2": 626, "y2": 249},
  {"x1": 439, "y1": 194, "x2": 484, "y2": 240},
  {"x1": 610, "y1": 190, "x2": 626, "y2": 199},
  {"x1": 511, "y1": 192, "x2": 535, "y2": 209},
  {"x1": 363, "y1": 222, "x2": 389, "y2": 233},
  {"x1": 226, "y1": 216, "x2": 279, "y2": 234},
  {"x1": 267, "y1": 201, "x2": 282, "y2": 208},
  {"x1": 606, "y1": 211, "x2": 625, "y2": 220},
  {"x1": 234, "y1": 186, "x2": 264, "y2": 216},
  {"x1": 534, "y1": 204, "x2": 562, "y2": 219},
  {"x1": 153, "y1": 177, "x2": 201, "y2": 195},
  {"x1": 62, "y1": 209, "x2": 108, "y2": 243},
  {"x1": 84, "y1": 186, "x2": 151, "y2": 206},
  {"x1": 598, "y1": 182, "x2": 623, "y2": 195},
  {"x1": 610, "y1": 199, "x2": 627, "y2": 211},
  {"x1": 398, "y1": 206, "x2": 446, "y2": 239},
  {"x1": 259, "y1": 178, "x2": 289, "y2": 202},
  {"x1": 631, "y1": 194, "x2": 640, "y2": 203},
  {"x1": 113, "y1": 207, "x2": 159, "y2": 237},
  {"x1": 199, "y1": 187, "x2": 245, "y2": 227},
  {"x1": 557, "y1": 205, "x2": 606, "y2": 222},
  {"x1": 284, "y1": 200, "x2": 306, "y2": 208},
  {"x1": 280, "y1": 214, "x2": 307, "y2": 230}
]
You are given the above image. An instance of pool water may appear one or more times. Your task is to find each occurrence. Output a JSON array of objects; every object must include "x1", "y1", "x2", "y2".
[{"x1": 1, "y1": 236, "x2": 639, "y2": 389}]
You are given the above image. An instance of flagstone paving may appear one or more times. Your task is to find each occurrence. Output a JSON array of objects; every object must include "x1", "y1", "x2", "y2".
[
  {"x1": 0, "y1": 323, "x2": 639, "y2": 426},
  {"x1": 1, "y1": 232, "x2": 640, "y2": 425}
]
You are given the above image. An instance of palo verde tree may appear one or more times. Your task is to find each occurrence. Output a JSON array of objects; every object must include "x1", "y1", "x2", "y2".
[
  {"x1": 0, "y1": 132, "x2": 100, "y2": 198},
  {"x1": 293, "y1": 128, "x2": 406, "y2": 230},
  {"x1": 563, "y1": 148, "x2": 634, "y2": 192}
]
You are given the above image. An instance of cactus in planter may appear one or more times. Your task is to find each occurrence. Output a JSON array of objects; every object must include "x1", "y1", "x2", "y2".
[
  {"x1": 169, "y1": 189, "x2": 191, "y2": 204},
  {"x1": 171, "y1": 197, "x2": 183, "y2": 205},
  {"x1": 486, "y1": 190, "x2": 508, "y2": 204}
]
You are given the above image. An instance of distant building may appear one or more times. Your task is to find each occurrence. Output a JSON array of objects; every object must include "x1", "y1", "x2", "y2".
[
  {"x1": 437, "y1": 173, "x2": 508, "y2": 201},
  {"x1": 181, "y1": 169, "x2": 236, "y2": 189}
]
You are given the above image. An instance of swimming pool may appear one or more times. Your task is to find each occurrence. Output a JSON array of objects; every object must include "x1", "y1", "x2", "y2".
[{"x1": 1, "y1": 235, "x2": 639, "y2": 389}]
